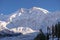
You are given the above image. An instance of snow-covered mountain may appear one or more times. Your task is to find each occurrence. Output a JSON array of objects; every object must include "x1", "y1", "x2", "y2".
[{"x1": 0, "y1": 7, "x2": 60, "y2": 35}]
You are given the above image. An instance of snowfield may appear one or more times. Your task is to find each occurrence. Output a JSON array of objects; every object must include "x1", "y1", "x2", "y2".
[{"x1": 0, "y1": 7, "x2": 60, "y2": 40}]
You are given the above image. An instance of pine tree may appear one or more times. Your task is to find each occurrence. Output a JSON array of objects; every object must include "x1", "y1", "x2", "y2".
[
  {"x1": 54, "y1": 22, "x2": 60, "y2": 40},
  {"x1": 34, "y1": 29, "x2": 47, "y2": 40},
  {"x1": 52, "y1": 25, "x2": 55, "y2": 40},
  {"x1": 47, "y1": 27, "x2": 50, "y2": 40}
]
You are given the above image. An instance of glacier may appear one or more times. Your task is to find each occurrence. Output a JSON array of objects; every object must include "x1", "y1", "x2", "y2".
[{"x1": 0, "y1": 7, "x2": 60, "y2": 40}]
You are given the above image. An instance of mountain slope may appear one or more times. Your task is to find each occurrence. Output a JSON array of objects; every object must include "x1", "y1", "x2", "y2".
[
  {"x1": 0, "y1": 7, "x2": 60, "y2": 35},
  {"x1": 7, "y1": 7, "x2": 49, "y2": 30}
]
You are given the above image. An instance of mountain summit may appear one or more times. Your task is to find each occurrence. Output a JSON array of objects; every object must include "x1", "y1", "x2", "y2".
[{"x1": 32, "y1": 7, "x2": 49, "y2": 14}]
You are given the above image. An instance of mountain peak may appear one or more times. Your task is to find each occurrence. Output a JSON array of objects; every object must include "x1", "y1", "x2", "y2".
[
  {"x1": 18, "y1": 7, "x2": 49, "y2": 14},
  {"x1": 32, "y1": 7, "x2": 49, "y2": 14}
]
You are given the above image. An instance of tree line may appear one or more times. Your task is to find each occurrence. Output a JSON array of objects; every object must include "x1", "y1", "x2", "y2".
[{"x1": 34, "y1": 22, "x2": 60, "y2": 40}]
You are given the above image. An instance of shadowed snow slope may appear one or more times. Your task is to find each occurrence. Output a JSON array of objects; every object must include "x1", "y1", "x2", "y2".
[{"x1": 0, "y1": 7, "x2": 60, "y2": 35}]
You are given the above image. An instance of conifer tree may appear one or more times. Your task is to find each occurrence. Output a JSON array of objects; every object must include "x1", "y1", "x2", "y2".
[{"x1": 34, "y1": 29, "x2": 47, "y2": 40}]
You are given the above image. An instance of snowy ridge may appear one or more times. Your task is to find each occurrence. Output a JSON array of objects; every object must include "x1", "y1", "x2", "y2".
[
  {"x1": 10, "y1": 27, "x2": 37, "y2": 34},
  {"x1": 32, "y1": 7, "x2": 49, "y2": 14}
]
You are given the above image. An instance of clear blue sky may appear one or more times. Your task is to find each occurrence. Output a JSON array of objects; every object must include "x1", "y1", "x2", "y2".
[{"x1": 0, "y1": 0, "x2": 60, "y2": 14}]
